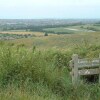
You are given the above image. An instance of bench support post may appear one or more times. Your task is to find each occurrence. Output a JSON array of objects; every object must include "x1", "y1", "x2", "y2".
[{"x1": 72, "y1": 54, "x2": 78, "y2": 85}]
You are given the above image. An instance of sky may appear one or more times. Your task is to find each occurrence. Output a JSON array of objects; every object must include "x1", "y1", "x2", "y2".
[{"x1": 0, "y1": 0, "x2": 100, "y2": 19}]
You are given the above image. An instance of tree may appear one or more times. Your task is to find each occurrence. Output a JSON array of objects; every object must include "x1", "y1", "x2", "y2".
[{"x1": 44, "y1": 32, "x2": 48, "y2": 36}]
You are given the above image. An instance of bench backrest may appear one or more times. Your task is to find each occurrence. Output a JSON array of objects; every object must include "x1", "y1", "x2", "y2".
[{"x1": 70, "y1": 54, "x2": 100, "y2": 85}]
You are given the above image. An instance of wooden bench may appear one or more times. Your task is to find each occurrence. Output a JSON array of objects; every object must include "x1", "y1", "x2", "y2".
[{"x1": 69, "y1": 54, "x2": 100, "y2": 85}]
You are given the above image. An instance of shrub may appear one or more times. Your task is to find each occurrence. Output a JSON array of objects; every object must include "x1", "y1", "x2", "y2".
[{"x1": 44, "y1": 32, "x2": 48, "y2": 36}]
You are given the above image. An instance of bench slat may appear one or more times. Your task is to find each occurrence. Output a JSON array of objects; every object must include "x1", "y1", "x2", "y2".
[
  {"x1": 78, "y1": 59, "x2": 100, "y2": 68},
  {"x1": 78, "y1": 68, "x2": 100, "y2": 75}
]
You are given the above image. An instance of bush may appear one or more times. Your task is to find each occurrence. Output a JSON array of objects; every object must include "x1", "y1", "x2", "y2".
[{"x1": 44, "y1": 32, "x2": 48, "y2": 36}]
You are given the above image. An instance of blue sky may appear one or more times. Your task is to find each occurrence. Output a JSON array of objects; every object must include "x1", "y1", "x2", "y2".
[{"x1": 0, "y1": 0, "x2": 100, "y2": 19}]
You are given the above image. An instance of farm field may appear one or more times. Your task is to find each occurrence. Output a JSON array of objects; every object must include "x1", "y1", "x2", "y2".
[
  {"x1": 6, "y1": 31, "x2": 100, "y2": 50},
  {"x1": 44, "y1": 24, "x2": 100, "y2": 33},
  {"x1": 0, "y1": 24, "x2": 99, "y2": 50}
]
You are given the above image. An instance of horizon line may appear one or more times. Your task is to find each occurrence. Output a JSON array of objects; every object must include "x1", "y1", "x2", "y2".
[{"x1": 0, "y1": 18, "x2": 100, "y2": 20}]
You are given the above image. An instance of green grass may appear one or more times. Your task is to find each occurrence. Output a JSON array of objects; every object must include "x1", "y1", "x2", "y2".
[
  {"x1": 0, "y1": 41, "x2": 100, "y2": 100},
  {"x1": 44, "y1": 27, "x2": 74, "y2": 33},
  {"x1": 0, "y1": 28, "x2": 100, "y2": 100},
  {"x1": 43, "y1": 24, "x2": 100, "y2": 34}
]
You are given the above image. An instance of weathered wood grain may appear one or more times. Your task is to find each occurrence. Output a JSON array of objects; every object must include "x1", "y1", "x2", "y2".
[
  {"x1": 78, "y1": 58, "x2": 99, "y2": 68},
  {"x1": 72, "y1": 54, "x2": 78, "y2": 85},
  {"x1": 70, "y1": 54, "x2": 100, "y2": 84},
  {"x1": 78, "y1": 68, "x2": 100, "y2": 75}
]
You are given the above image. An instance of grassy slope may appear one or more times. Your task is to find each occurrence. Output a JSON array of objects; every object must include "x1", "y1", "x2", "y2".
[
  {"x1": 6, "y1": 32, "x2": 100, "y2": 50},
  {"x1": 0, "y1": 30, "x2": 100, "y2": 100},
  {"x1": 0, "y1": 41, "x2": 100, "y2": 100}
]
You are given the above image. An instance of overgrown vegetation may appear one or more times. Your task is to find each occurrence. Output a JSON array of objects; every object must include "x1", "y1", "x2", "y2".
[{"x1": 0, "y1": 41, "x2": 100, "y2": 100}]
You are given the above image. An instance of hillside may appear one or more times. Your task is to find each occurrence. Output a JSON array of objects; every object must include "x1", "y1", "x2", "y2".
[
  {"x1": 0, "y1": 20, "x2": 100, "y2": 100},
  {"x1": 0, "y1": 39, "x2": 100, "y2": 100}
]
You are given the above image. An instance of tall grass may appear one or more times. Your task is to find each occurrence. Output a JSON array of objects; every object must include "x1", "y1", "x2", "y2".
[{"x1": 0, "y1": 41, "x2": 100, "y2": 100}]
